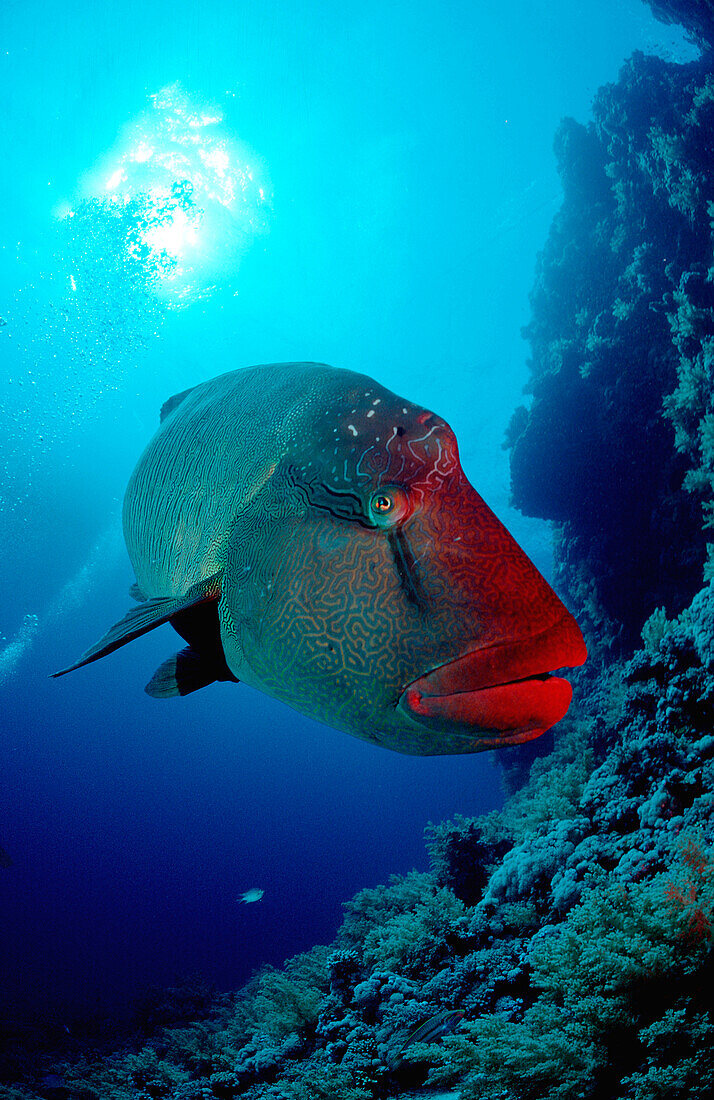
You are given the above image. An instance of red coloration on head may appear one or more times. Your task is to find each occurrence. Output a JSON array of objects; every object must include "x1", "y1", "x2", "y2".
[
  {"x1": 401, "y1": 677, "x2": 573, "y2": 746},
  {"x1": 223, "y1": 364, "x2": 588, "y2": 754},
  {"x1": 398, "y1": 616, "x2": 586, "y2": 744},
  {"x1": 371, "y1": 410, "x2": 587, "y2": 749}
]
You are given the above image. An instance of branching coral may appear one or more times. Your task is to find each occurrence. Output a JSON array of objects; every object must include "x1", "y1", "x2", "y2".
[
  {"x1": 360, "y1": 887, "x2": 466, "y2": 977},
  {"x1": 252, "y1": 1055, "x2": 374, "y2": 1100},
  {"x1": 336, "y1": 872, "x2": 436, "y2": 952},
  {"x1": 425, "y1": 813, "x2": 512, "y2": 905},
  {"x1": 530, "y1": 858, "x2": 713, "y2": 1031},
  {"x1": 412, "y1": 1004, "x2": 601, "y2": 1100},
  {"x1": 620, "y1": 1005, "x2": 714, "y2": 1099},
  {"x1": 235, "y1": 948, "x2": 330, "y2": 1043}
]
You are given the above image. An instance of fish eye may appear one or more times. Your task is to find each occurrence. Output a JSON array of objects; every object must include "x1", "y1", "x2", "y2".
[
  {"x1": 373, "y1": 493, "x2": 393, "y2": 513},
  {"x1": 368, "y1": 487, "x2": 410, "y2": 526}
]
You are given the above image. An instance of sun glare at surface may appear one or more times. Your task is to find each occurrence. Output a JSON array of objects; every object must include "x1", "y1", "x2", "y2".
[{"x1": 66, "y1": 82, "x2": 271, "y2": 304}]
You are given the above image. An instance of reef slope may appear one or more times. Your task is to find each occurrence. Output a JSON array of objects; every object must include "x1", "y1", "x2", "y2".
[{"x1": 4, "y1": 29, "x2": 714, "y2": 1100}]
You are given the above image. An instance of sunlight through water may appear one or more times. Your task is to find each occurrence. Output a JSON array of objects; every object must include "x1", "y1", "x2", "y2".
[
  {"x1": 68, "y1": 81, "x2": 271, "y2": 305},
  {"x1": 0, "y1": 83, "x2": 271, "y2": 540}
]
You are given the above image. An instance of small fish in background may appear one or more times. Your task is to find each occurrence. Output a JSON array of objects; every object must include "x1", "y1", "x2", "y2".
[
  {"x1": 54, "y1": 362, "x2": 586, "y2": 756},
  {"x1": 388, "y1": 1008, "x2": 465, "y2": 1070},
  {"x1": 0, "y1": 844, "x2": 13, "y2": 869},
  {"x1": 238, "y1": 888, "x2": 264, "y2": 904}
]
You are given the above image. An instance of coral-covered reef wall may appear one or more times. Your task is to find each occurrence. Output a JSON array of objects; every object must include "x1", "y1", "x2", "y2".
[
  {"x1": 4, "y1": 23, "x2": 714, "y2": 1100},
  {"x1": 646, "y1": 1, "x2": 714, "y2": 53},
  {"x1": 507, "y1": 50, "x2": 714, "y2": 654}
]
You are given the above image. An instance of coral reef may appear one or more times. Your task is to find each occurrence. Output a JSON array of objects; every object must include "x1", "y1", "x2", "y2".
[
  {"x1": 645, "y1": 1, "x2": 714, "y2": 52},
  {"x1": 507, "y1": 50, "x2": 714, "y2": 654},
  {"x1": 2, "y1": 605, "x2": 713, "y2": 1097},
  {"x1": 5, "y1": 21, "x2": 714, "y2": 1100}
]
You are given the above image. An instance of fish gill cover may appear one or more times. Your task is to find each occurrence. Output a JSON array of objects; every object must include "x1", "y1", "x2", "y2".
[{"x1": 3, "y1": 6, "x2": 714, "y2": 1100}]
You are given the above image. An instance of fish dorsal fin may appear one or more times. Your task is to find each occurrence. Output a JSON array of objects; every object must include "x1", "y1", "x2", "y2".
[
  {"x1": 52, "y1": 573, "x2": 222, "y2": 677},
  {"x1": 160, "y1": 385, "x2": 197, "y2": 423}
]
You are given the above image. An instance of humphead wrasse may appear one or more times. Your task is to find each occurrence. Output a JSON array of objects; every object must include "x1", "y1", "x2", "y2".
[{"x1": 54, "y1": 362, "x2": 586, "y2": 755}]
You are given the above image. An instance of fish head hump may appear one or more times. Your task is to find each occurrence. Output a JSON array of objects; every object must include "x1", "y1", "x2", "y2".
[{"x1": 218, "y1": 367, "x2": 586, "y2": 755}]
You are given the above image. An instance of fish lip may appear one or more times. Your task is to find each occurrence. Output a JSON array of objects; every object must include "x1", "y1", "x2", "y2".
[
  {"x1": 401, "y1": 615, "x2": 587, "y2": 698},
  {"x1": 397, "y1": 616, "x2": 586, "y2": 740}
]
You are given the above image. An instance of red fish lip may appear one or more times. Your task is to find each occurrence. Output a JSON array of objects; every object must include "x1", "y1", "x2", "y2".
[{"x1": 397, "y1": 616, "x2": 587, "y2": 742}]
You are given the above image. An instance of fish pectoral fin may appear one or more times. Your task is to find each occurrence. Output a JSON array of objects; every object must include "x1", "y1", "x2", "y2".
[
  {"x1": 52, "y1": 573, "x2": 222, "y2": 678},
  {"x1": 129, "y1": 581, "x2": 146, "y2": 602},
  {"x1": 145, "y1": 646, "x2": 239, "y2": 698}
]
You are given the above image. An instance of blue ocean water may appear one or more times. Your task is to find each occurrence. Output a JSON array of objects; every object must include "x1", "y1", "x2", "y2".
[{"x1": 0, "y1": 0, "x2": 696, "y2": 1030}]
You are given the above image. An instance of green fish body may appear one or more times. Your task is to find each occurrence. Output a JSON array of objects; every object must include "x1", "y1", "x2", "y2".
[{"x1": 55, "y1": 362, "x2": 586, "y2": 755}]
